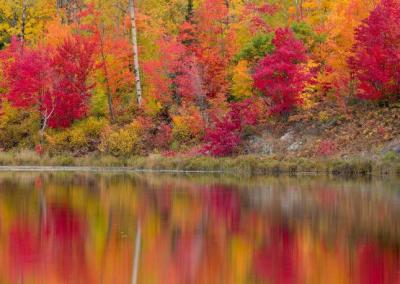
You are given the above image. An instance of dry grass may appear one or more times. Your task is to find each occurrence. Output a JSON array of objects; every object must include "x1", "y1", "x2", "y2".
[{"x1": 0, "y1": 150, "x2": 398, "y2": 177}]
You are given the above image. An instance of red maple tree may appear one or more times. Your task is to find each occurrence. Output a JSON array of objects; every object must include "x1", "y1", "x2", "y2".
[
  {"x1": 49, "y1": 35, "x2": 97, "y2": 128},
  {"x1": 2, "y1": 35, "x2": 97, "y2": 132},
  {"x1": 349, "y1": 0, "x2": 400, "y2": 101},
  {"x1": 253, "y1": 28, "x2": 311, "y2": 114}
]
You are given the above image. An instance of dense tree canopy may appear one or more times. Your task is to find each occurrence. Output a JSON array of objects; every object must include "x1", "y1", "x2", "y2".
[{"x1": 0, "y1": 0, "x2": 398, "y2": 156}]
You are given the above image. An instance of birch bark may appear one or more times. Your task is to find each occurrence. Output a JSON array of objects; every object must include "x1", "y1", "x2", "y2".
[{"x1": 129, "y1": 0, "x2": 143, "y2": 106}]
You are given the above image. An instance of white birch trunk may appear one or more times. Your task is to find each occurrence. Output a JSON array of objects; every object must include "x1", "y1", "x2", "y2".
[
  {"x1": 21, "y1": 0, "x2": 27, "y2": 46},
  {"x1": 129, "y1": 0, "x2": 143, "y2": 106}
]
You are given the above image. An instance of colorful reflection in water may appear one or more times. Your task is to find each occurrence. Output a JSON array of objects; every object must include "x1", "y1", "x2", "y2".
[{"x1": 0, "y1": 172, "x2": 400, "y2": 284}]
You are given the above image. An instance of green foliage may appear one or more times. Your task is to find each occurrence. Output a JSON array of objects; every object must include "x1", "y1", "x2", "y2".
[
  {"x1": 383, "y1": 151, "x2": 400, "y2": 162},
  {"x1": 291, "y1": 22, "x2": 326, "y2": 51},
  {"x1": 234, "y1": 33, "x2": 274, "y2": 64},
  {"x1": 90, "y1": 90, "x2": 108, "y2": 117}
]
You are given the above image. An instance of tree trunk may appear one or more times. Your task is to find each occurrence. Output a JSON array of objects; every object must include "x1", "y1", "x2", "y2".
[
  {"x1": 192, "y1": 58, "x2": 209, "y2": 127},
  {"x1": 294, "y1": 0, "x2": 303, "y2": 20},
  {"x1": 186, "y1": 0, "x2": 193, "y2": 21},
  {"x1": 20, "y1": 0, "x2": 27, "y2": 49},
  {"x1": 129, "y1": 0, "x2": 143, "y2": 107},
  {"x1": 99, "y1": 29, "x2": 115, "y2": 123},
  {"x1": 40, "y1": 112, "x2": 48, "y2": 146}
]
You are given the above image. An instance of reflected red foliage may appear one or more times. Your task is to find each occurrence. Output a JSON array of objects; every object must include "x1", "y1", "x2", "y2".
[
  {"x1": 206, "y1": 186, "x2": 241, "y2": 232},
  {"x1": 254, "y1": 225, "x2": 300, "y2": 284},
  {"x1": 8, "y1": 203, "x2": 90, "y2": 283}
]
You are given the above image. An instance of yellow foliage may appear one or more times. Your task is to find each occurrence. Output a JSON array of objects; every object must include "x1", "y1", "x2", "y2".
[
  {"x1": 303, "y1": 0, "x2": 336, "y2": 25},
  {"x1": 300, "y1": 60, "x2": 320, "y2": 110},
  {"x1": 0, "y1": 101, "x2": 39, "y2": 149},
  {"x1": 312, "y1": 0, "x2": 378, "y2": 98},
  {"x1": 46, "y1": 131, "x2": 69, "y2": 149},
  {"x1": 99, "y1": 123, "x2": 142, "y2": 156},
  {"x1": 82, "y1": 117, "x2": 108, "y2": 138},
  {"x1": 46, "y1": 118, "x2": 107, "y2": 152},
  {"x1": 69, "y1": 128, "x2": 87, "y2": 148},
  {"x1": 231, "y1": 60, "x2": 253, "y2": 100},
  {"x1": 0, "y1": 2, "x2": 19, "y2": 44},
  {"x1": 0, "y1": 101, "x2": 18, "y2": 129},
  {"x1": 0, "y1": 0, "x2": 55, "y2": 46},
  {"x1": 172, "y1": 116, "x2": 194, "y2": 144},
  {"x1": 318, "y1": 111, "x2": 330, "y2": 122},
  {"x1": 172, "y1": 113, "x2": 203, "y2": 144}
]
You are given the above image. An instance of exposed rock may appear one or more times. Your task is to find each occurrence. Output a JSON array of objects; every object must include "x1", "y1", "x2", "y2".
[
  {"x1": 381, "y1": 138, "x2": 400, "y2": 155},
  {"x1": 288, "y1": 141, "x2": 303, "y2": 152},
  {"x1": 280, "y1": 131, "x2": 294, "y2": 142},
  {"x1": 246, "y1": 136, "x2": 273, "y2": 155}
]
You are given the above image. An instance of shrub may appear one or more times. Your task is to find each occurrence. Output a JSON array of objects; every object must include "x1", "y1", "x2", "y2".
[
  {"x1": 153, "y1": 123, "x2": 173, "y2": 150},
  {"x1": 99, "y1": 122, "x2": 142, "y2": 156},
  {"x1": 203, "y1": 99, "x2": 259, "y2": 157},
  {"x1": 0, "y1": 102, "x2": 38, "y2": 149},
  {"x1": 35, "y1": 144, "x2": 44, "y2": 155},
  {"x1": 383, "y1": 151, "x2": 400, "y2": 162},
  {"x1": 172, "y1": 113, "x2": 203, "y2": 145},
  {"x1": 69, "y1": 128, "x2": 88, "y2": 149},
  {"x1": 46, "y1": 131, "x2": 69, "y2": 151},
  {"x1": 46, "y1": 117, "x2": 107, "y2": 152},
  {"x1": 80, "y1": 117, "x2": 107, "y2": 138},
  {"x1": 203, "y1": 117, "x2": 241, "y2": 157}
]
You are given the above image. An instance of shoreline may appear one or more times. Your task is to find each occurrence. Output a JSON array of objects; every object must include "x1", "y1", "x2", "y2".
[
  {"x1": 0, "y1": 152, "x2": 399, "y2": 177},
  {"x1": 0, "y1": 165, "x2": 226, "y2": 174}
]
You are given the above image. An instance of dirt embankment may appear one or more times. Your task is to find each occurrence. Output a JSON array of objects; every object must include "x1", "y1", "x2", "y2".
[{"x1": 244, "y1": 103, "x2": 400, "y2": 160}]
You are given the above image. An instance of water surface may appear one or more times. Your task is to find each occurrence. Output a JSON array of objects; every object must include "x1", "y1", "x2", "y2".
[{"x1": 1, "y1": 172, "x2": 400, "y2": 284}]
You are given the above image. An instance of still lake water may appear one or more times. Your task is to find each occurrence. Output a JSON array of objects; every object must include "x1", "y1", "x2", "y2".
[{"x1": 0, "y1": 172, "x2": 400, "y2": 284}]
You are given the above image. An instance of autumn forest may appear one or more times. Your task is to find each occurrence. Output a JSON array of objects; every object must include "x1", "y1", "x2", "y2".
[{"x1": 0, "y1": 0, "x2": 399, "y2": 161}]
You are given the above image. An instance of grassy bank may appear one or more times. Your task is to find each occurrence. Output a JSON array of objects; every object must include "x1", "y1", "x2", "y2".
[{"x1": 0, "y1": 150, "x2": 399, "y2": 177}]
